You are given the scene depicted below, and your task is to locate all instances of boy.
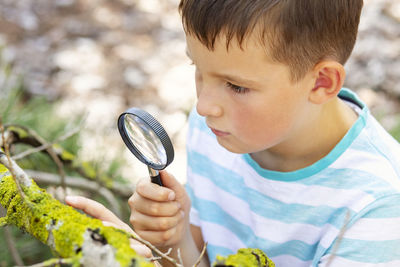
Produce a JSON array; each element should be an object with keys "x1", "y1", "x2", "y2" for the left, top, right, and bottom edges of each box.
[{"x1": 67, "y1": 0, "x2": 400, "y2": 266}]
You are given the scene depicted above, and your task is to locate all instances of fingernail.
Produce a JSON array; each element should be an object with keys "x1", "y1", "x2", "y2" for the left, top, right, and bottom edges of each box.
[
  {"x1": 168, "y1": 192, "x2": 175, "y2": 201},
  {"x1": 65, "y1": 196, "x2": 77, "y2": 204},
  {"x1": 102, "y1": 221, "x2": 112, "y2": 227},
  {"x1": 180, "y1": 210, "x2": 185, "y2": 218}
]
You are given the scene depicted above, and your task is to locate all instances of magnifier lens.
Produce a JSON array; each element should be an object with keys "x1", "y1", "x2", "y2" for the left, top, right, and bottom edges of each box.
[{"x1": 123, "y1": 114, "x2": 167, "y2": 167}]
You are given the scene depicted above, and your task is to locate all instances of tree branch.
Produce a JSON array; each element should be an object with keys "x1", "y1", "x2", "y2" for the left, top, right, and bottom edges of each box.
[
  {"x1": 26, "y1": 169, "x2": 123, "y2": 218},
  {"x1": 16, "y1": 257, "x2": 76, "y2": 267},
  {"x1": 0, "y1": 163, "x2": 154, "y2": 267},
  {"x1": 11, "y1": 125, "x2": 81, "y2": 162},
  {"x1": 0, "y1": 120, "x2": 29, "y2": 199},
  {"x1": 193, "y1": 242, "x2": 208, "y2": 267}
]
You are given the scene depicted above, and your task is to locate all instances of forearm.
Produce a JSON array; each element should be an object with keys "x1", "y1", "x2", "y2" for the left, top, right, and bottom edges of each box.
[{"x1": 158, "y1": 228, "x2": 209, "y2": 267}]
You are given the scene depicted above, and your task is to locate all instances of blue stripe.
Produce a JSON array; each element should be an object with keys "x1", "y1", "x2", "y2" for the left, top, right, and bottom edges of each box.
[
  {"x1": 359, "y1": 194, "x2": 400, "y2": 218},
  {"x1": 326, "y1": 238, "x2": 400, "y2": 263},
  {"x1": 299, "y1": 168, "x2": 398, "y2": 197},
  {"x1": 188, "y1": 109, "x2": 208, "y2": 132},
  {"x1": 207, "y1": 244, "x2": 235, "y2": 264},
  {"x1": 186, "y1": 186, "x2": 320, "y2": 262},
  {"x1": 188, "y1": 150, "x2": 355, "y2": 228}
]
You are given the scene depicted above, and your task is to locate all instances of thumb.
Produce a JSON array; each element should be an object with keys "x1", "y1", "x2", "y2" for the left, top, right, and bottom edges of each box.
[{"x1": 160, "y1": 171, "x2": 187, "y2": 203}]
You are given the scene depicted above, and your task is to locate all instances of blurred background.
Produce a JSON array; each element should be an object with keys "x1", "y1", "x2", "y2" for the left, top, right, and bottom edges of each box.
[{"x1": 0, "y1": 0, "x2": 399, "y2": 265}]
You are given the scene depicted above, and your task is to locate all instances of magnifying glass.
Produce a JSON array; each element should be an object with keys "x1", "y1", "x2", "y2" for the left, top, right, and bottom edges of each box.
[{"x1": 117, "y1": 108, "x2": 174, "y2": 186}]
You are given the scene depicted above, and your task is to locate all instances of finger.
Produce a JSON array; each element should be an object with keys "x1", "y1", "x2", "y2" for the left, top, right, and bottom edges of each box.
[
  {"x1": 101, "y1": 222, "x2": 152, "y2": 258},
  {"x1": 66, "y1": 196, "x2": 121, "y2": 225},
  {"x1": 129, "y1": 239, "x2": 152, "y2": 258},
  {"x1": 102, "y1": 221, "x2": 134, "y2": 234},
  {"x1": 160, "y1": 171, "x2": 187, "y2": 204},
  {"x1": 135, "y1": 178, "x2": 176, "y2": 202},
  {"x1": 129, "y1": 193, "x2": 181, "y2": 216},
  {"x1": 130, "y1": 210, "x2": 184, "y2": 231},
  {"x1": 135, "y1": 228, "x2": 177, "y2": 247}
]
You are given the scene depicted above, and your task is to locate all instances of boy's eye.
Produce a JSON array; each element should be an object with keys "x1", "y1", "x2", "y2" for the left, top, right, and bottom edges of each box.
[{"x1": 226, "y1": 82, "x2": 249, "y2": 94}]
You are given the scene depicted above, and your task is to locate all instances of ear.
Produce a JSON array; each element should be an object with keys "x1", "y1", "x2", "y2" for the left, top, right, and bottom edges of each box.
[{"x1": 308, "y1": 60, "x2": 346, "y2": 104}]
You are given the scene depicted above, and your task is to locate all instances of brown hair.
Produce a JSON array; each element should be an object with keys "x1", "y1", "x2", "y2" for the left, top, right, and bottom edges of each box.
[{"x1": 179, "y1": 0, "x2": 363, "y2": 81}]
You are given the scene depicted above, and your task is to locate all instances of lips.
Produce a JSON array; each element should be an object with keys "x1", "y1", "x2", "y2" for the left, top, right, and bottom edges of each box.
[{"x1": 210, "y1": 127, "x2": 230, "y2": 137}]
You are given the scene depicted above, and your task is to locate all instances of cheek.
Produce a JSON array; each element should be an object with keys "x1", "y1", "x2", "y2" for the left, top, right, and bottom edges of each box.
[
  {"x1": 231, "y1": 103, "x2": 295, "y2": 144},
  {"x1": 194, "y1": 69, "x2": 202, "y2": 97}
]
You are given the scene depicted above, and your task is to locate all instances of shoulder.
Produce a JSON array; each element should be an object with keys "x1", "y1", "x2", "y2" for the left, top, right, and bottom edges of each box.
[
  {"x1": 318, "y1": 193, "x2": 400, "y2": 266},
  {"x1": 333, "y1": 89, "x2": 400, "y2": 194}
]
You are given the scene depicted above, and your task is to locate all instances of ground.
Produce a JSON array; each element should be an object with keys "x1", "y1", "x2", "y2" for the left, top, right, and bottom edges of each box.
[{"x1": 0, "y1": 0, "x2": 399, "y2": 183}]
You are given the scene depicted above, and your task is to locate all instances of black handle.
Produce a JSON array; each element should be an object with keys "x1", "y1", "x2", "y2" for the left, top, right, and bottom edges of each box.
[{"x1": 151, "y1": 173, "x2": 163, "y2": 186}]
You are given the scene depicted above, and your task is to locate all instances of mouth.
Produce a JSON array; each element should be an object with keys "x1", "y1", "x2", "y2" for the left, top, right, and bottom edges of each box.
[{"x1": 210, "y1": 127, "x2": 230, "y2": 137}]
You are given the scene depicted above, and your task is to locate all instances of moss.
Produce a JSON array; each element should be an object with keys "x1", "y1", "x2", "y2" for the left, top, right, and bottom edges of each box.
[
  {"x1": 100, "y1": 227, "x2": 153, "y2": 267},
  {"x1": 6, "y1": 125, "x2": 28, "y2": 139},
  {"x1": 0, "y1": 163, "x2": 154, "y2": 267},
  {"x1": 52, "y1": 144, "x2": 75, "y2": 161},
  {"x1": 80, "y1": 161, "x2": 97, "y2": 179},
  {"x1": 213, "y1": 248, "x2": 275, "y2": 267},
  {"x1": 0, "y1": 161, "x2": 8, "y2": 174}
]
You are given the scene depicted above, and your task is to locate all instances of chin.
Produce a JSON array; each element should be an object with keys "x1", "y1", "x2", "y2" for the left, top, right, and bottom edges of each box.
[{"x1": 216, "y1": 138, "x2": 250, "y2": 154}]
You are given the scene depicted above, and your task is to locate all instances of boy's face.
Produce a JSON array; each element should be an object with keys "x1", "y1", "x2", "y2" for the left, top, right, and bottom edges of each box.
[{"x1": 186, "y1": 34, "x2": 316, "y2": 155}]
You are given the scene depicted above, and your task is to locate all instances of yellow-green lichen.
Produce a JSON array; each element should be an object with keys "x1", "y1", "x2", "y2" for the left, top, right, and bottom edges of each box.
[
  {"x1": 6, "y1": 126, "x2": 29, "y2": 139},
  {"x1": 0, "y1": 163, "x2": 154, "y2": 267},
  {"x1": 80, "y1": 161, "x2": 97, "y2": 179},
  {"x1": 100, "y1": 227, "x2": 153, "y2": 267},
  {"x1": 214, "y1": 248, "x2": 275, "y2": 267},
  {"x1": 52, "y1": 144, "x2": 75, "y2": 161},
  {"x1": 0, "y1": 163, "x2": 8, "y2": 175}
]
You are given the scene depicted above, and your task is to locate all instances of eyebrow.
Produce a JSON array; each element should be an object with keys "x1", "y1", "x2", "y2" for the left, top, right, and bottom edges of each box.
[
  {"x1": 185, "y1": 48, "x2": 259, "y2": 87},
  {"x1": 212, "y1": 72, "x2": 259, "y2": 87}
]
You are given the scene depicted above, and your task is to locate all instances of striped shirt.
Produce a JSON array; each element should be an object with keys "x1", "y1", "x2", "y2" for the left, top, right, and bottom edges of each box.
[{"x1": 185, "y1": 88, "x2": 400, "y2": 266}]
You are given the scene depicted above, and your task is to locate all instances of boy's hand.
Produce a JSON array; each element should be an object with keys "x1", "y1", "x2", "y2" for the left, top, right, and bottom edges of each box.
[
  {"x1": 128, "y1": 171, "x2": 191, "y2": 248},
  {"x1": 65, "y1": 195, "x2": 152, "y2": 258}
]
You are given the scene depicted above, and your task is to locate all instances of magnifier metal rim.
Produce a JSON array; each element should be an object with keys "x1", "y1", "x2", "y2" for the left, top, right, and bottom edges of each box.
[{"x1": 117, "y1": 107, "x2": 174, "y2": 170}]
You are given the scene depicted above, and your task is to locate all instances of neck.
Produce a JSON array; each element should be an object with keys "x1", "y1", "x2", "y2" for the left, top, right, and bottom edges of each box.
[{"x1": 251, "y1": 97, "x2": 358, "y2": 172}]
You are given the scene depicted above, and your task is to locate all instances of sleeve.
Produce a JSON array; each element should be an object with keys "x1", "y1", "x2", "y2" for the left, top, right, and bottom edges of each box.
[{"x1": 318, "y1": 194, "x2": 400, "y2": 267}]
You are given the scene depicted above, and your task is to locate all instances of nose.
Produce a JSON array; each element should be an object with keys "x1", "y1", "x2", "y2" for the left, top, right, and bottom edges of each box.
[{"x1": 196, "y1": 82, "x2": 223, "y2": 118}]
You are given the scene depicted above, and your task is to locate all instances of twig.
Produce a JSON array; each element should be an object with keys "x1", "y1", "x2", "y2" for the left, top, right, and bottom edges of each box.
[
  {"x1": 129, "y1": 233, "x2": 183, "y2": 267},
  {"x1": 11, "y1": 125, "x2": 81, "y2": 199},
  {"x1": 11, "y1": 126, "x2": 80, "y2": 161},
  {"x1": 15, "y1": 257, "x2": 75, "y2": 267},
  {"x1": 0, "y1": 119, "x2": 27, "y2": 200},
  {"x1": 177, "y1": 248, "x2": 184, "y2": 266},
  {"x1": 149, "y1": 256, "x2": 162, "y2": 262},
  {"x1": 25, "y1": 169, "x2": 123, "y2": 218},
  {"x1": 25, "y1": 169, "x2": 133, "y2": 198},
  {"x1": 326, "y1": 211, "x2": 351, "y2": 267},
  {"x1": 165, "y1": 247, "x2": 173, "y2": 256},
  {"x1": 1, "y1": 206, "x2": 24, "y2": 266},
  {"x1": 3, "y1": 226, "x2": 24, "y2": 266},
  {"x1": 193, "y1": 242, "x2": 208, "y2": 267}
]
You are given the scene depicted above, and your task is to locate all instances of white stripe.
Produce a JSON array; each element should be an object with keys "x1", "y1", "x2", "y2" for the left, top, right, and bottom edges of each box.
[
  {"x1": 320, "y1": 255, "x2": 400, "y2": 267},
  {"x1": 190, "y1": 128, "x2": 377, "y2": 211},
  {"x1": 235, "y1": 158, "x2": 376, "y2": 212},
  {"x1": 317, "y1": 224, "x2": 341, "y2": 250},
  {"x1": 201, "y1": 221, "x2": 246, "y2": 252},
  {"x1": 189, "y1": 208, "x2": 200, "y2": 226},
  {"x1": 332, "y1": 147, "x2": 400, "y2": 191},
  {"x1": 188, "y1": 170, "x2": 340, "y2": 246},
  {"x1": 343, "y1": 217, "x2": 400, "y2": 241},
  {"x1": 270, "y1": 254, "x2": 312, "y2": 267}
]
